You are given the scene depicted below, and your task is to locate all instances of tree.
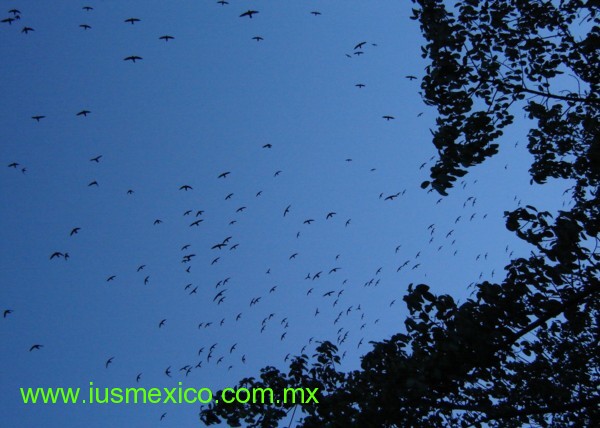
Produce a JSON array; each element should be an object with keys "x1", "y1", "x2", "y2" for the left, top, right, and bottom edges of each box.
[{"x1": 200, "y1": 1, "x2": 599, "y2": 426}]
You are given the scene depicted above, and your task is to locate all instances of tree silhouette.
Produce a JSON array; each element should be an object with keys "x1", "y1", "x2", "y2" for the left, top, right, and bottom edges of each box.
[{"x1": 200, "y1": 1, "x2": 599, "y2": 426}]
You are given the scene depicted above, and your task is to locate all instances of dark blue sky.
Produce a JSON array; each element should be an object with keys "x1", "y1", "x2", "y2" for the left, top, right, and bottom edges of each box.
[{"x1": 1, "y1": 1, "x2": 568, "y2": 427}]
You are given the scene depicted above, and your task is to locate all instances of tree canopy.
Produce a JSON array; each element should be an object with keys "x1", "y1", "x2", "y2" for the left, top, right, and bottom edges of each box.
[{"x1": 200, "y1": 1, "x2": 599, "y2": 426}]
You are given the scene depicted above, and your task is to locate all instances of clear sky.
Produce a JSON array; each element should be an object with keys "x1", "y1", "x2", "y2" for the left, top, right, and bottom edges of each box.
[{"x1": 1, "y1": 1, "x2": 569, "y2": 427}]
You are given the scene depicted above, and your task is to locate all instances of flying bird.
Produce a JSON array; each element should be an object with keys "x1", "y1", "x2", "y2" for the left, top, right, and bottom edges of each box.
[
  {"x1": 124, "y1": 56, "x2": 142, "y2": 62},
  {"x1": 79, "y1": 24, "x2": 91, "y2": 30},
  {"x1": 355, "y1": 83, "x2": 365, "y2": 88},
  {"x1": 218, "y1": 171, "x2": 230, "y2": 178},
  {"x1": 354, "y1": 41, "x2": 366, "y2": 50},
  {"x1": 29, "y1": 344, "x2": 43, "y2": 351},
  {"x1": 159, "y1": 35, "x2": 174, "y2": 41},
  {"x1": 105, "y1": 357, "x2": 114, "y2": 368},
  {"x1": 21, "y1": 26, "x2": 34, "y2": 34},
  {"x1": 252, "y1": 36, "x2": 263, "y2": 41},
  {"x1": 4, "y1": 309, "x2": 13, "y2": 318},
  {"x1": 179, "y1": 185, "x2": 192, "y2": 191},
  {"x1": 240, "y1": 10, "x2": 259, "y2": 18},
  {"x1": 76, "y1": 110, "x2": 91, "y2": 117},
  {"x1": 124, "y1": 18, "x2": 140, "y2": 24},
  {"x1": 31, "y1": 115, "x2": 45, "y2": 122},
  {"x1": 405, "y1": 75, "x2": 417, "y2": 80},
  {"x1": 90, "y1": 155, "x2": 102, "y2": 163},
  {"x1": 70, "y1": 227, "x2": 81, "y2": 236},
  {"x1": 382, "y1": 115, "x2": 395, "y2": 121}
]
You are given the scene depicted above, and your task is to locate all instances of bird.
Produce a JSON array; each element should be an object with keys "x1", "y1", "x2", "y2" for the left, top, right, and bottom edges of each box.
[
  {"x1": 179, "y1": 185, "x2": 193, "y2": 191},
  {"x1": 283, "y1": 205, "x2": 291, "y2": 216},
  {"x1": 355, "y1": 83, "x2": 365, "y2": 88},
  {"x1": 106, "y1": 275, "x2": 116, "y2": 282},
  {"x1": 21, "y1": 26, "x2": 34, "y2": 34},
  {"x1": 105, "y1": 357, "x2": 114, "y2": 368},
  {"x1": 124, "y1": 56, "x2": 142, "y2": 62},
  {"x1": 153, "y1": 219, "x2": 162, "y2": 225},
  {"x1": 406, "y1": 75, "x2": 417, "y2": 80},
  {"x1": 76, "y1": 110, "x2": 91, "y2": 117},
  {"x1": 4, "y1": 309, "x2": 13, "y2": 318},
  {"x1": 160, "y1": 413, "x2": 167, "y2": 421},
  {"x1": 382, "y1": 115, "x2": 395, "y2": 120},
  {"x1": 262, "y1": 144, "x2": 272, "y2": 149},
  {"x1": 90, "y1": 155, "x2": 102, "y2": 163},
  {"x1": 165, "y1": 366, "x2": 172, "y2": 377},
  {"x1": 136, "y1": 373, "x2": 142, "y2": 382},
  {"x1": 124, "y1": 18, "x2": 141, "y2": 24},
  {"x1": 354, "y1": 41, "x2": 367, "y2": 50},
  {"x1": 218, "y1": 171, "x2": 230, "y2": 178},
  {"x1": 159, "y1": 319, "x2": 166, "y2": 328},
  {"x1": 240, "y1": 10, "x2": 259, "y2": 18},
  {"x1": 50, "y1": 252, "x2": 64, "y2": 260},
  {"x1": 303, "y1": 219, "x2": 315, "y2": 224},
  {"x1": 159, "y1": 35, "x2": 174, "y2": 42},
  {"x1": 79, "y1": 24, "x2": 91, "y2": 30},
  {"x1": 29, "y1": 344, "x2": 43, "y2": 351},
  {"x1": 70, "y1": 227, "x2": 81, "y2": 236},
  {"x1": 252, "y1": 36, "x2": 263, "y2": 41},
  {"x1": 88, "y1": 180, "x2": 99, "y2": 187},
  {"x1": 31, "y1": 115, "x2": 45, "y2": 122},
  {"x1": 326, "y1": 212, "x2": 336, "y2": 219},
  {"x1": 82, "y1": 6, "x2": 93, "y2": 11}
]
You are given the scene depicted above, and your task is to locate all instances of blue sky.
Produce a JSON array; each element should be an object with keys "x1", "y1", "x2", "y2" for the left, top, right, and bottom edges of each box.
[{"x1": 0, "y1": 1, "x2": 570, "y2": 427}]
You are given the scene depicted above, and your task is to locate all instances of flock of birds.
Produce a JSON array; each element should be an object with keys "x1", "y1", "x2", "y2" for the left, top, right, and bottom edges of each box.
[{"x1": 1, "y1": 2, "x2": 527, "y2": 425}]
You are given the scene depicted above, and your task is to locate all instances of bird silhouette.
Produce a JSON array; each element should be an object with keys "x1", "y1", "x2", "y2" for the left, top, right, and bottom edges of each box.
[
  {"x1": 76, "y1": 110, "x2": 91, "y2": 117},
  {"x1": 79, "y1": 24, "x2": 91, "y2": 30},
  {"x1": 105, "y1": 357, "x2": 114, "y2": 368},
  {"x1": 31, "y1": 115, "x2": 45, "y2": 122},
  {"x1": 240, "y1": 10, "x2": 259, "y2": 18},
  {"x1": 124, "y1": 18, "x2": 140, "y2": 24},
  {"x1": 159, "y1": 35, "x2": 174, "y2": 42},
  {"x1": 124, "y1": 56, "x2": 142, "y2": 62},
  {"x1": 29, "y1": 344, "x2": 43, "y2": 351}
]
